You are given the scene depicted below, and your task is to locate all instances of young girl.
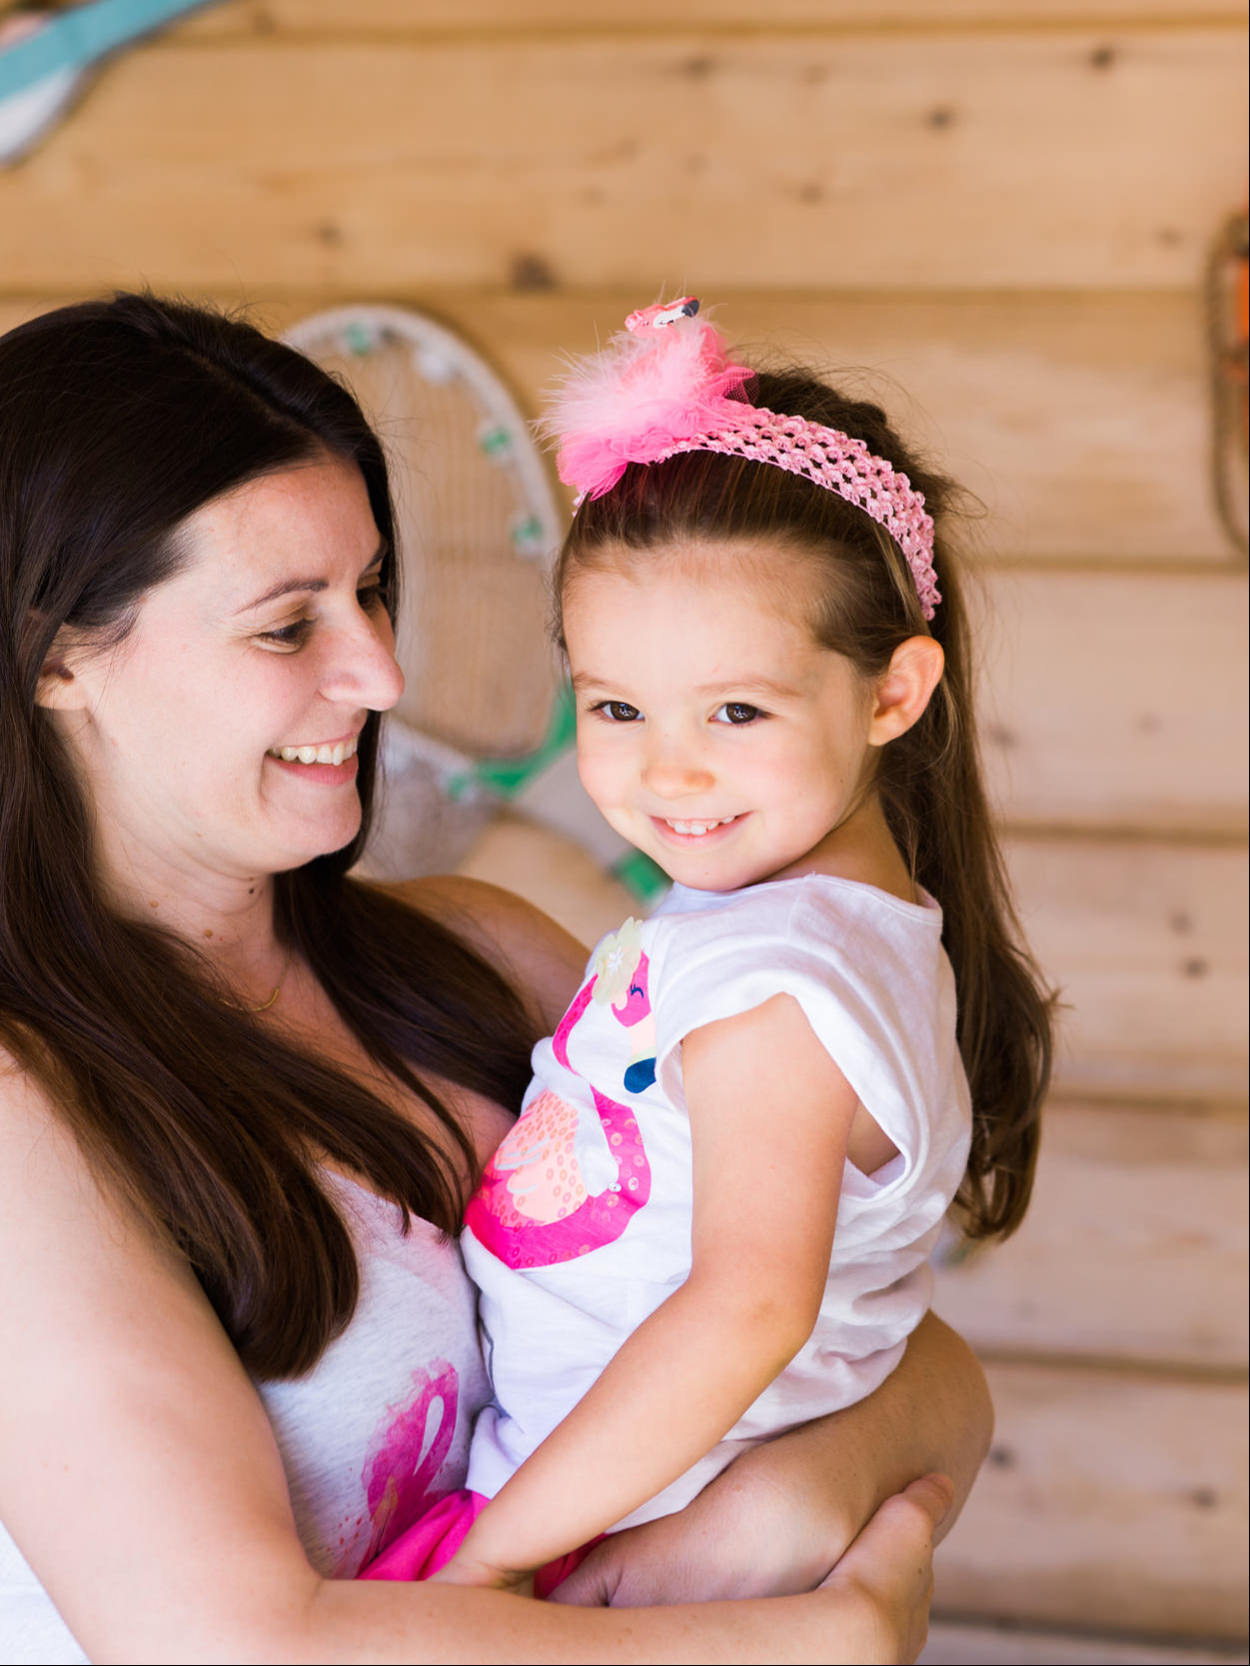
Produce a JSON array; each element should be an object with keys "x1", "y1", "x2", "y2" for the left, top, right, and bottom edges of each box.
[{"x1": 364, "y1": 299, "x2": 1053, "y2": 1596}]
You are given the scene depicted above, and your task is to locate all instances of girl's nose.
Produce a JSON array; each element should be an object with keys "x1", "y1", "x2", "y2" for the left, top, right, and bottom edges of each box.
[
  {"x1": 642, "y1": 745, "x2": 715, "y2": 800},
  {"x1": 319, "y1": 608, "x2": 405, "y2": 713}
]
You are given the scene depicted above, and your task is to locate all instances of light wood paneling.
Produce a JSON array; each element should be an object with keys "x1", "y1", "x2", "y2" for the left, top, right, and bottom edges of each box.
[
  {"x1": 923, "y1": 1620, "x2": 1249, "y2": 1664},
  {"x1": 934, "y1": 1102, "x2": 1249, "y2": 1370},
  {"x1": 934, "y1": 1363, "x2": 1249, "y2": 1638},
  {"x1": 1010, "y1": 836, "x2": 1247, "y2": 1101},
  {"x1": 0, "y1": 290, "x2": 1236, "y2": 567},
  {"x1": 0, "y1": 31, "x2": 1243, "y2": 292},
  {"x1": 181, "y1": 2, "x2": 1250, "y2": 35},
  {"x1": 975, "y1": 570, "x2": 1249, "y2": 834}
]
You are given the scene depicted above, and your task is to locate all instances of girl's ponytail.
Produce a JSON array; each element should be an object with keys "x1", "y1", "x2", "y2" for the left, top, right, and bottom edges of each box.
[{"x1": 883, "y1": 554, "x2": 1054, "y2": 1238}]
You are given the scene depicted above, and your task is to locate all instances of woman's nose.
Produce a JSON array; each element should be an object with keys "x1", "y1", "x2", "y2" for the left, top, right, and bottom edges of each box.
[{"x1": 319, "y1": 608, "x2": 405, "y2": 713}]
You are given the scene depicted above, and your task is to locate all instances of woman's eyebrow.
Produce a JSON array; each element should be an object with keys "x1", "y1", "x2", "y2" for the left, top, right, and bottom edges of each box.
[{"x1": 235, "y1": 542, "x2": 388, "y2": 614}]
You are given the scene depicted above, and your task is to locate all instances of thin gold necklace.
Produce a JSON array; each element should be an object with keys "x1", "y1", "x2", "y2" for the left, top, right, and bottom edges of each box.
[{"x1": 225, "y1": 946, "x2": 293, "y2": 1015}]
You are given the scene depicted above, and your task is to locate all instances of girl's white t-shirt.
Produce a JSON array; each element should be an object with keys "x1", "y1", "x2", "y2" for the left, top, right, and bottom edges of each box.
[
  {"x1": 463, "y1": 873, "x2": 972, "y2": 1529},
  {"x1": 0, "y1": 1174, "x2": 491, "y2": 1665}
]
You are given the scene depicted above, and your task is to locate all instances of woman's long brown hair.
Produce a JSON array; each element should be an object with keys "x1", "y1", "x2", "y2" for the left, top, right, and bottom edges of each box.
[
  {"x1": 0, "y1": 294, "x2": 537, "y2": 1378},
  {"x1": 557, "y1": 368, "x2": 1056, "y2": 1240}
]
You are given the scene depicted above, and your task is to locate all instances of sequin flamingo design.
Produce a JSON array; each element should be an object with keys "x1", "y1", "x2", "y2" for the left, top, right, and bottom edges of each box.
[{"x1": 465, "y1": 924, "x2": 654, "y2": 1268}]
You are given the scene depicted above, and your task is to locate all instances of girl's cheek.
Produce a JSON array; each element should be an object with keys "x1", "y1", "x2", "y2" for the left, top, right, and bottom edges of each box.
[{"x1": 576, "y1": 745, "x2": 617, "y2": 804}]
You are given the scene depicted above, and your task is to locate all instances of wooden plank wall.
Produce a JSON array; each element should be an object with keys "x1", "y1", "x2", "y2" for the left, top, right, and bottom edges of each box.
[{"x1": 2, "y1": 3, "x2": 1246, "y2": 1659}]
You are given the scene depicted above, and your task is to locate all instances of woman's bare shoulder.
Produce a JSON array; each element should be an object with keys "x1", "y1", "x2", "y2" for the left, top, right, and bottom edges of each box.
[
  {"x1": 0, "y1": 1039, "x2": 190, "y2": 1296},
  {"x1": 0, "y1": 1043, "x2": 318, "y2": 1661},
  {"x1": 376, "y1": 875, "x2": 588, "y2": 1031}
]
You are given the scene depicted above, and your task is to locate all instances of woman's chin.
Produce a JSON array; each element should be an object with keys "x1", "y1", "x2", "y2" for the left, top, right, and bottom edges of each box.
[{"x1": 263, "y1": 810, "x2": 364, "y2": 873}]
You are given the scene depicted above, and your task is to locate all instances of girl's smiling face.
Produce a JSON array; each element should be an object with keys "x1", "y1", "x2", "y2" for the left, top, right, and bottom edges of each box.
[
  {"x1": 43, "y1": 455, "x2": 405, "y2": 895},
  {"x1": 562, "y1": 538, "x2": 883, "y2": 893}
]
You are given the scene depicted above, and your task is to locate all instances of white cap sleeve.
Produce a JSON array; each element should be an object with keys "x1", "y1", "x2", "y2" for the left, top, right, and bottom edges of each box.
[{"x1": 651, "y1": 880, "x2": 954, "y2": 1186}]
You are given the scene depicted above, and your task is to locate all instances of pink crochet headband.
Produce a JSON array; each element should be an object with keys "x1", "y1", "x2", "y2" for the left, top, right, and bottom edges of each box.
[{"x1": 545, "y1": 298, "x2": 940, "y2": 621}]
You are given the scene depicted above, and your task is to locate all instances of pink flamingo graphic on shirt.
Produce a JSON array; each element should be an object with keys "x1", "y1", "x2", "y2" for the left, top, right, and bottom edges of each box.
[
  {"x1": 355, "y1": 1360, "x2": 459, "y2": 1569},
  {"x1": 465, "y1": 921, "x2": 655, "y2": 1269}
]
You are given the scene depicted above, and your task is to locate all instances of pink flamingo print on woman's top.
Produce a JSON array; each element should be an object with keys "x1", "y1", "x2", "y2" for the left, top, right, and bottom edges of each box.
[{"x1": 356, "y1": 1361, "x2": 459, "y2": 1570}]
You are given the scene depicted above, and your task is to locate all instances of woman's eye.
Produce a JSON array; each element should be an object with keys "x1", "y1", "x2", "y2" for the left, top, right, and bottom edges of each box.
[
  {"x1": 258, "y1": 618, "x2": 312, "y2": 650},
  {"x1": 358, "y1": 581, "x2": 387, "y2": 613},
  {"x1": 713, "y1": 702, "x2": 762, "y2": 725},
  {"x1": 598, "y1": 701, "x2": 642, "y2": 723}
]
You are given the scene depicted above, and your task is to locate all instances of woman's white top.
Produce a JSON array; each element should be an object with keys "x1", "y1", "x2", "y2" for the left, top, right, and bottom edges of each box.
[
  {"x1": 0, "y1": 1174, "x2": 491, "y2": 1665},
  {"x1": 464, "y1": 874, "x2": 972, "y2": 1529}
]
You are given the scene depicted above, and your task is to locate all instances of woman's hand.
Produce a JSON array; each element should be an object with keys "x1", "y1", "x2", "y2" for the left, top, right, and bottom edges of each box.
[
  {"x1": 547, "y1": 1456, "x2": 826, "y2": 1606},
  {"x1": 554, "y1": 1472, "x2": 952, "y2": 1664},
  {"x1": 551, "y1": 1313, "x2": 990, "y2": 1607},
  {"x1": 815, "y1": 1473, "x2": 953, "y2": 1665}
]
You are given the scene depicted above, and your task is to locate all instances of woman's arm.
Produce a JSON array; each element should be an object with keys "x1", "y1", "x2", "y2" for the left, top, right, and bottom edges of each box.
[
  {"x1": 440, "y1": 993, "x2": 856, "y2": 1586},
  {"x1": 380, "y1": 874, "x2": 588, "y2": 1033},
  {"x1": 552, "y1": 1311, "x2": 992, "y2": 1607},
  {"x1": 0, "y1": 1062, "x2": 942, "y2": 1665}
]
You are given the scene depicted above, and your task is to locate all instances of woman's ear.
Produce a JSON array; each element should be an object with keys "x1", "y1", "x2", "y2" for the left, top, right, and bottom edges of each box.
[
  {"x1": 867, "y1": 635, "x2": 945, "y2": 747},
  {"x1": 33, "y1": 627, "x2": 91, "y2": 712}
]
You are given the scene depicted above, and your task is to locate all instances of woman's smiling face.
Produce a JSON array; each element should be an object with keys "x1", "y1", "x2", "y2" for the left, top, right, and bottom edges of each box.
[{"x1": 46, "y1": 454, "x2": 405, "y2": 892}]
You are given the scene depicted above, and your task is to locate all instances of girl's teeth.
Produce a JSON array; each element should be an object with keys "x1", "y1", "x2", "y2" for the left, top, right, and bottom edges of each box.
[{"x1": 668, "y1": 817, "x2": 734, "y2": 836}]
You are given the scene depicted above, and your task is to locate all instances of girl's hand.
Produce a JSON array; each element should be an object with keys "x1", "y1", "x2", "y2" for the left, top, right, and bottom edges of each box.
[{"x1": 428, "y1": 1555, "x2": 535, "y2": 1596}]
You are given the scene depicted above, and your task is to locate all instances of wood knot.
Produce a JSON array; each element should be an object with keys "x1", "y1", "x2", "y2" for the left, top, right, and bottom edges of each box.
[{"x1": 509, "y1": 252, "x2": 557, "y2": 292}]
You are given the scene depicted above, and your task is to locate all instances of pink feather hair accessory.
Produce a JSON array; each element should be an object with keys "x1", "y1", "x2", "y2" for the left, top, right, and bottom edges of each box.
[{"x1": 544, "y1": 298, "x2": 941, "y2": 621}]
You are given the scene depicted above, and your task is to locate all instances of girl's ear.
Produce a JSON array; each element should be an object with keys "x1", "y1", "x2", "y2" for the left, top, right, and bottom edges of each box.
[
  {"x1": 33, "y1": 627, "x2": 91, "y2": 712},
  {"x1": 867, "y1": 635, "x2": 945, "y2": 747}
]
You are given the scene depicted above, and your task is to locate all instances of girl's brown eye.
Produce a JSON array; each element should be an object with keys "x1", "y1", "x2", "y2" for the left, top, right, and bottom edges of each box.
[
  {"x1": 714, "y1": 702, "x2": 762, "y2": 725},
  {"x1": 604, "y1": 701, "x2": 642, "y2": 722}
]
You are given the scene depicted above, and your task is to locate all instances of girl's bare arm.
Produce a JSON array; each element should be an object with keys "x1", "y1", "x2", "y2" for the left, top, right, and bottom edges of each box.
[{"x1": 553, "y1": 1311, "x2": 991, "y2": 1606}]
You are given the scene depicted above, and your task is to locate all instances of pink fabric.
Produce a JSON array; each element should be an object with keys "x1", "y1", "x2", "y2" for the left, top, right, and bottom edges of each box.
[{"x1": 356, "y1": 1488, "x2": 597, "y2": 1597}]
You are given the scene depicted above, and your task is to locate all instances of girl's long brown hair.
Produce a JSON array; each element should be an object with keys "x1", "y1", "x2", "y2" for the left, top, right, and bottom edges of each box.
[
  {"x1": 0, "y1": 294, "x2": 536, "y2": 1378},
  {"x1": 557, "y1": 368, "x2": 1055, "y2": 1240}
]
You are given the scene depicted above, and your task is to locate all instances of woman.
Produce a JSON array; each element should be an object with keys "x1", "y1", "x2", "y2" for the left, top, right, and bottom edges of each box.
[{"x1": 0, "y1": 293, "x2": 990, "y2": 1663}]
